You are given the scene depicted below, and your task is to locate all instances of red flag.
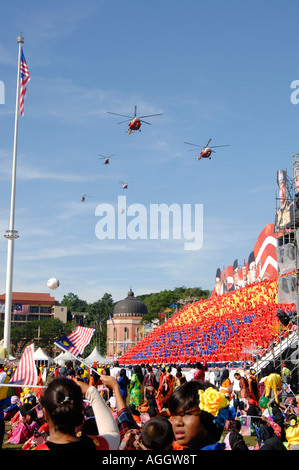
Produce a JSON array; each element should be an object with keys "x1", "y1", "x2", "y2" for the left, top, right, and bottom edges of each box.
[{"x1": 10, "y1": 343, "x2": 37, "y2": 386}]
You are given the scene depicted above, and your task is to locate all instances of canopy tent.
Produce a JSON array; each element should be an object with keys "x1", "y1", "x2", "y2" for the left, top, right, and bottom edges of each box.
[
  {"x1": 54, "y1": 350, "x2": 75, "y2": 365},
  {"x1": 33, "y1": 347, "x2": 53, "y2": 365},
  {"x1": 84, "y1": 347, "x2": 113, "y2": 366}
]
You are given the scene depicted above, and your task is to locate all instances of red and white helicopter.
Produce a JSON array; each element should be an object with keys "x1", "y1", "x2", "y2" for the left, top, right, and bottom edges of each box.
[
  {"x1": 184, "y1": 138, "x2": 230, "y2": 160},
  {"x1": 119, "y1": 181, "x2": 132, "y2": 189},
  {"x1": 98, "y1": 153, "x2": 115, "y2": 165},
  {"x1": 81, "y1": 194, "x2": 91, "y2": 202},
  {"x1": 108, "y1": 105, "x2": 163, "y2": 134}
]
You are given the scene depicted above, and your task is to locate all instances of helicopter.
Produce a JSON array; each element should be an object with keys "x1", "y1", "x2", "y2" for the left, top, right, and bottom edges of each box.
[
  {"x1": 98, "y1": 154, "x2": 115, "y2": 165},
  {"x1": 184, "y1": 138, "x2": 230, "y2": 160},
  {"x1": 81, "y1": 194, "x2": 91, "y2": 202},
  {"x1": 119, "y1": 181, "x2": 132, "y2": 189},
  {"x1": 108, "y1": 105, "x2": 163, "y2": 134}
]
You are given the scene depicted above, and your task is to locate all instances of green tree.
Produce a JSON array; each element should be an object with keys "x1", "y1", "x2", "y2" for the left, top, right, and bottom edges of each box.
[
  {"x1": 137, "y1": 286, "x2": 210, "y2": 323},
  {"x1": 61, "y1": 292, "x2": 88, "y2": 315},
  {"x1": 87, "y1": 293, "x2": 114, "y2": 356},
  {"x1": 10, "y1": 318, "x2": 68, "y2": 357},
  {"x1": 36, "y1": 318, "x2": 69, "y2": 356}
]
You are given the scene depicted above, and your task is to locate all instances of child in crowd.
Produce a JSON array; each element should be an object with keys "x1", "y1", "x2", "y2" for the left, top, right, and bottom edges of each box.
[{"x1": 168, "y1": 380, "x2": 235, "y2": 451}]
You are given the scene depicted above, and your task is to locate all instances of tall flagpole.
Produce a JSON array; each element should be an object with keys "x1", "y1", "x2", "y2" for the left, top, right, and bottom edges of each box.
[{"x1": 3, "y1": 35, "x2": 24, "y2": 355}]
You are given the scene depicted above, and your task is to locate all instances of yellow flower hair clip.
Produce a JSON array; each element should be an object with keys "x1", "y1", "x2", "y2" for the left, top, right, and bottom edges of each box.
[
  {"x1": 198, "y1": 387, "x2": 234, "y2": 427},
  {"x1": 198, "y1": 387, "x2": 229, "y2": 416}
]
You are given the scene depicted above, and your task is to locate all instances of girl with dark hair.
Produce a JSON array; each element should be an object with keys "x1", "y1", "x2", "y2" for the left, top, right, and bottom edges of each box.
[
  {"x1": 219, "y1": 369, "x2": 233, "y2": 401},
  {"x1": 117, "y1": 369, "x2": 130, "y2": 400},
  {"x1": 33, "y1": 377, "x2": 120, "y2": 450},
  {"x1": 168, "y1": 380, "x2": 235, "y2": 450},
  {"x1": 129, "y1": 365, "x2": 144, "y2": 407},
  {"x1": 5, "y1": 403, "x2": 39, "y2": 445}
]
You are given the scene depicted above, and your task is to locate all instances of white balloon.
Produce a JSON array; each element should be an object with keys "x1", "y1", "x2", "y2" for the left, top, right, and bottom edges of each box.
[{"x1": 47, "y1": 278, "x2": 60, "y2": 290}]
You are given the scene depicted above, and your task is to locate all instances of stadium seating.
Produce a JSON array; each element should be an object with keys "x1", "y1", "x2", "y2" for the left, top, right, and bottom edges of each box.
[{"x1": 119, "y1": 279, "x2": 296, "y2": 365}]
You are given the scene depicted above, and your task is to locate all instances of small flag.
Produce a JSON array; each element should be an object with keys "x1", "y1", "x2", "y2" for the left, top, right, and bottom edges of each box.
[
  {"x1": 99, "y1": 321, "x2": 103, "y2": 333},
  {"x1": 20, "y1": 47, "x2": 30, "y2": 116},
  {"x1": 239, "y1": 415, "x2": 251, "y2": 436},
  {"x1": 13, "y1": 304, "x2": 30, "y2": 314},
  {"x1": 13, "y1": 303, "x2": 22, "y2": 312},
  {"x1": 10, "y1": 343, "x2": 38, "y2": 386},
  {"x1": 33, "y1": 429, "x2": 45, "y2": 447},
  {"x1": 55, "y1": 326, "x2": 95, "y2": 357},
  {"x1": 109, "y1": 315, "x2": 115, "y2": 327}
]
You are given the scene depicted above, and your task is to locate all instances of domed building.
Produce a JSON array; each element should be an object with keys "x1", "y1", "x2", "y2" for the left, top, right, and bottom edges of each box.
[{"x1": 107, "y1": 289, "x2": 148, "y2": 357}]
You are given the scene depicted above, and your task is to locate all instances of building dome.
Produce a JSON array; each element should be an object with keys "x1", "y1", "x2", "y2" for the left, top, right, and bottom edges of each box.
[{"x1": 113, "y1": 289, "x2": 148, "y2": 317}]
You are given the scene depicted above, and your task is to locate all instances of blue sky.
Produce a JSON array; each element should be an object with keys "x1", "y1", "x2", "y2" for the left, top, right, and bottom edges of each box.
[{"x1": 0, "y1": 0, "x2": 298, "y2": 304}]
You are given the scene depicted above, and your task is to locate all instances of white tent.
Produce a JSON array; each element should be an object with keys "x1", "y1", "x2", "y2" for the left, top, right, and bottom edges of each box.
[
  {"x1": 33, "y1": 347, "x2": 53, "y2": 364},
  {"x1": 54, "y1": 350, "x2": 74, "y2": 365},
  {"x1": 84, "y1": 347, "x2": 113, "y2": 366}
]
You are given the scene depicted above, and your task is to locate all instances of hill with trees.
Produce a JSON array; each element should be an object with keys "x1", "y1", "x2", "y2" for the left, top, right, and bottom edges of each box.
[{"x1": 1, "y1": 286, "x2": 210, "y2": 357}]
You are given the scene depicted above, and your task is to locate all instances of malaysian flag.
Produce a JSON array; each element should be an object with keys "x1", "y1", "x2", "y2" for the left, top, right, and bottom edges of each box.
[
  {"x1": 239, "y1": 415, "x2": 252, "y2": 436},
  {"x1": 19, "y1": 47, "x2": 30, "y2": 116},
  {"x1": 13, "y1": 304, "x2": 30, "y2": 314},
  {"x1": 10, "y1": 343, "x2": 38, "y2": 386},
  {"x1": 55, "y1": 326, "x2": 95, "y2": 357}
]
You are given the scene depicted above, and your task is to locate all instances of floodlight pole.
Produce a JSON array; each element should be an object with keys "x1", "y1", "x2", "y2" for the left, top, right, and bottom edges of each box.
[{"x1": 3, "y1": 35, "x2": 23, "y2": 355}]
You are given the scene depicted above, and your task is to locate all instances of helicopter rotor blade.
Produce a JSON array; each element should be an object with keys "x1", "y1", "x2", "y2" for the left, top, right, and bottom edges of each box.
[
  {"x1": 107, "y1": 111, "x2": 132, "y2": 119},
  {"x1": 118, "y1": 119, "x2": 132, "y2": 124},
  {"x1": 139, "y1": 113, "x2": 163, "y2": 119},
  {"x1": 210, "y1": 145, "x2": 230, "y2": 148},
  {"x1": 184, "y1": 142, "x2": 203, "y2": 147},
  {"x1": 140, "y1": 119, "x2": 152, "y2": 125},
  {"x1": 184, "y1": 142, "x2": 205, "y2": 149},
  {"x1": 98, "y1": 154, "x2": 115, "y2": 159}
]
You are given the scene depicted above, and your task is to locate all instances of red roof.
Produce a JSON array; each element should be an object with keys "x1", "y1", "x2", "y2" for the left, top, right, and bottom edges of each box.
[{"x1": 0, "y1": 292, "x2": 56, "y2": 305}]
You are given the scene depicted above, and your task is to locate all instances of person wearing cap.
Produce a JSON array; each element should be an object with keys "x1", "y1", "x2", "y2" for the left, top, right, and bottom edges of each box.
[{"x1": 4, "y1": 396, "x2": 20, "y2": 421}]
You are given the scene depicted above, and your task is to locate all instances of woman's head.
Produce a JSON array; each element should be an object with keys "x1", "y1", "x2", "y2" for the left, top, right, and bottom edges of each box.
[
  {"x1": 221, "y1": 369, "x2": 230, "y2": 381},
  {"x1": 119, "y1": 368, "x2": 127, "y2": 378},
  {"x1": 168, "y1": 381, "x2": 228, "y2": 449},
  {"x1": 133, "y1": 365, "x2": 144, "y2": 383},
  {"x1": 42, "y1": 378, "x2": 84, "y2": 435}
]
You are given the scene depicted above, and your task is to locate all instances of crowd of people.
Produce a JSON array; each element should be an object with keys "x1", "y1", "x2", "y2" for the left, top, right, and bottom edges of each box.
[
  {"x1": 119, "y1": 279, "x2": 296, "y2": 365},
  {"x1": 1, "y1": 358, "x2": 298, "y2": 451}
]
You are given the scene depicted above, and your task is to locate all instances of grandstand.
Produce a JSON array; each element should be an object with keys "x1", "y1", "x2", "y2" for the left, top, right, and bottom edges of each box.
[{"x1": 118, "y1": 278, "x2": 297, "y2": 379}]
